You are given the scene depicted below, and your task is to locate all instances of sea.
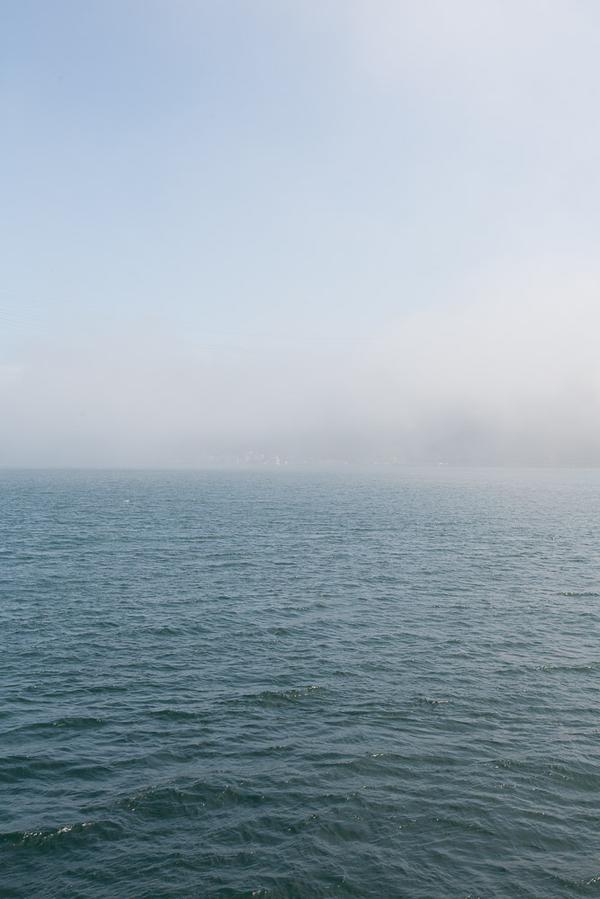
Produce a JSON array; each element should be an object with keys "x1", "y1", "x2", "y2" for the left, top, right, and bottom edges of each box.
[{"x1": 2, "y1": 467, "x2": 600, "y2": 898}]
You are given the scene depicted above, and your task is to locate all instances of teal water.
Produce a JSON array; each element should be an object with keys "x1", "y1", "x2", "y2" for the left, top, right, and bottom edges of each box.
[{"x1": 2, "y1": 468, "x2": 600, "y2": 898}]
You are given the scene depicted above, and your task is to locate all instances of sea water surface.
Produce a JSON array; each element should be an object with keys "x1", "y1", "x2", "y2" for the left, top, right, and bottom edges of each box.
[{"x1": 2, "y1": 467, "x2": 600, "y2": 898}]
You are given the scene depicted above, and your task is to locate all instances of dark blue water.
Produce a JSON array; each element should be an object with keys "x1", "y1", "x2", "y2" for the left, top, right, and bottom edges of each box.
[{"x1": 2, "y1": 468, "x2": 600, "y2": 898}]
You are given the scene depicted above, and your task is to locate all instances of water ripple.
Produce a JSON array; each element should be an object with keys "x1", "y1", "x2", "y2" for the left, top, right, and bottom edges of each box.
[{"x1": 2, "y1": 468, "x2": 600, "y2": 897}]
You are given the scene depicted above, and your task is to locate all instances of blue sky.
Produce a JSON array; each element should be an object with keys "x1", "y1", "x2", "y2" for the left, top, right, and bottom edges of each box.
[{"x1": 2, "y1": 1, "x2": 600, "y2": 465}]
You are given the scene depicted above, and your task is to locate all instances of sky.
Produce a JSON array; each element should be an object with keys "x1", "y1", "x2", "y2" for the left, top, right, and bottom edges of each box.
[{"x1": 2, "y1": 0, "x2": 600, "y2": 466}]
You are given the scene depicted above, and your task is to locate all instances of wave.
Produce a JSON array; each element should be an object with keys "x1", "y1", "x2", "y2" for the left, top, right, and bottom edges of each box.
[
  {"x1": 148, "y1": 708, "x2": 209, "y2": 722},
  {"x1": 121, "y1": 780, "x2": 265, "y2": 818},
  {"x1": 536, "y1": 661, "x2": 600, "y2": 673},
  {"x1": 0, "y1": 755, "x2": 113, "y2": 784},
  {"x1": 227, "y1": 685, "x2": 327, "y2": 708},
  {"x1": 29, "y1": 716, "x2": 106, "y2": 731},
  {"x1": 493, "y1": 758, "x2": 600, "y2": 789},
  {"x1": 0, "y1": 819, "x2": 123, "y2": 849}
]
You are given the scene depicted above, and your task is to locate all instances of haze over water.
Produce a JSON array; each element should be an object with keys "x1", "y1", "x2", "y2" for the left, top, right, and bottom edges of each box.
[
  {"x1": 3, "y1": 1, "x2": 600, "y2": 467},
  {"x1": 3, "y1": 467, "x2": 600, "y2": 898}
]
